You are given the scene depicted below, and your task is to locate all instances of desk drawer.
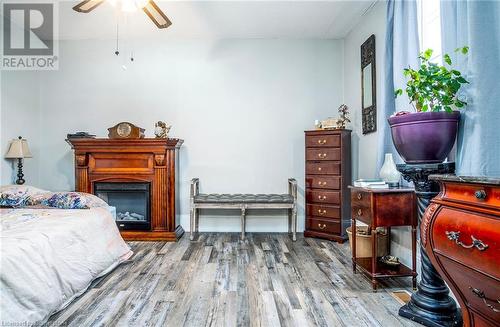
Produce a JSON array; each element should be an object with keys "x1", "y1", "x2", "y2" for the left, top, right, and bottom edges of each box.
[
  {"x1": 351, "y1": 205, "x2": 372, "y2": 224},
  {"x1": 306, "y1": 161, "x2": 341, "y2": 175},
  {"x1": 306, "y1": 148, "x2": 341, "y2": 161},
  {"x1": 436, "y1": 255, "x2": 500, "y2": 323},
  {"x1": 307, "y1": 204, "x2": 340, "y2": 219},
  {"x1": 306, "y1": 190, "x2": 340, "y2": 205},
  {"x1": 306, "y1": 134, "x2": 340, "y2": 148},
  {"x1": 351, "y1": 190, "x2": 372, "y2": 208},
  {"x1": 432, "y1": 207, "x2": 499, "y2": 279},
  {"x1": 306, "y1": 176, "x2": 340, "y2": 190},
  {"x1": 306, "y1": 217, "x2": 341, "y2": 234}
]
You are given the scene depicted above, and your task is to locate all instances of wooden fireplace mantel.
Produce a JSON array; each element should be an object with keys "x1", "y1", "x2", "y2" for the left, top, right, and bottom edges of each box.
[{"x1": 67, "y1": 138, "x2": 184, "y2": 241}]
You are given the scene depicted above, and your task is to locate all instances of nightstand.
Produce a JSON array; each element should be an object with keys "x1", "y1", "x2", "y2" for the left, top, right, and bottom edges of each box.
[{"x1": 349, "y1": 186, "x2": 418, "y2": 291}]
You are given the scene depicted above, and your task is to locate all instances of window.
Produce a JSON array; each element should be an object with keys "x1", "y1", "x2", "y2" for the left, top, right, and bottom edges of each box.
[{"x1": 417, "y1": 0, "x2": 442, "y2": 64}]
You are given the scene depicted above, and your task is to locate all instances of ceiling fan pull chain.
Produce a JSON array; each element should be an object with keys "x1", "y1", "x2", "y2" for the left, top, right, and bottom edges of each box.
[{"x1": 115, "y1": 20, "x2": 120, "y2": 56}]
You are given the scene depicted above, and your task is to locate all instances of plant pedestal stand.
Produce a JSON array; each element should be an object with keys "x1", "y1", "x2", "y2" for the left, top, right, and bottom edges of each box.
[{"x1": 396, "y1": 163, "x2": 463, "y2": 327}]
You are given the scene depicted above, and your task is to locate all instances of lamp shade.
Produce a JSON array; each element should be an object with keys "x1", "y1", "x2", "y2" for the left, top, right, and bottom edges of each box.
[{"x1": 5, "y1": 137, "x2": 32, "y2": 159}]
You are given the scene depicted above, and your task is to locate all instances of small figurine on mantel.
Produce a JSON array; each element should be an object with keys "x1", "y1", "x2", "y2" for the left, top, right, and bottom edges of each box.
[{"x1": 154, "y1": 121, "x2": 171, "y2": 138}]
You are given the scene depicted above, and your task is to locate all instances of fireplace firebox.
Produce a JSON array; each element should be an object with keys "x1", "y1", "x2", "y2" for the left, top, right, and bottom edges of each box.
[{"x1": 95, "y1": 182, "x2": 151, "y2": 231}]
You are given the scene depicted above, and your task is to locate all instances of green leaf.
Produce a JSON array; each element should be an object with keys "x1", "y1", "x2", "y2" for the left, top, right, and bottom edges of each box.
[
  {"x1": 394, "y1": 89, "x2": 403, "y2": 97},
  {"x1": 421, "y1": 104, "x2": 429, "y2": 112},
  {"x1": 444, "y1": 54, "x2": 452, "y2": 65},
  {"x1": 424, "y1": 49, "x2": 433, "y2": 60},
  {"x1": 451, "y1": 70, "x2": 461, "y2": 76},
  {"x1": 457, "y1": 76, "x2": 469, "y2": 84}
]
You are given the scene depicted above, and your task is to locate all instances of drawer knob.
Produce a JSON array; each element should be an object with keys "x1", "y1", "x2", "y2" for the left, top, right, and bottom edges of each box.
[
  {"x1": 357, "y1": 209, "x2": 362, "y2": 216},
  {"x1": 469, "y1": 287, "x2": 500, "y2": 313},
  {"x1": 318, "y1": 209, "x2": 327, "y2": 215},
  {"x1": 318, "y1": 223, "x2": 327, "y2": 230},
  {"x1": 318, "y1": 167, "x2": 322, "y2": 171},
  {"x1": 357, "y1": 193, "x2": 362, "y2": 200},
  {"x1": 475, "y1": 190, "x2": 487, "y2": 200},
  {"x1": 318, "y1": 181, "x2": 327, "y2": 186},
  {"x1": 317, "y1": 139, "x2": 327, "y2": 145},
  {"x1": 317, "y1": 153, "x2": 327, "y2": 159},
  {"x1": 318, "y1": 195, "x2": 327, "y2": 200},
  {"x1": 445, "y1": 231, "x2": 489, "y2": 251}
]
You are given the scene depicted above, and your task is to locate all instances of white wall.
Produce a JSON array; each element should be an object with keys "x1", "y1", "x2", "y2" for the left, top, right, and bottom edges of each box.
[
  {"x1": 343, "y1": 1, "x2": 414, "y2": 268},
  {"x1": 34, "y1": 39, "x2": 344, "y2": 232},
  {"x1": 0, "y1": 72, "x2": 41, "y2": 186}
]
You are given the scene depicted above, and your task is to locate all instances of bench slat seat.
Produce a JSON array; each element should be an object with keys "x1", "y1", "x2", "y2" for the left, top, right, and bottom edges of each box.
[{"x1": 194, "y1": 193, "x2": 294, "y2": 204}]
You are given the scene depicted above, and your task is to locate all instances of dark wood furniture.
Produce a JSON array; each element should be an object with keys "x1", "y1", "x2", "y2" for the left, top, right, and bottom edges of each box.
[
  {"x1": 423, "y1": 175, "x2": 500, "y2": 327},
  {"x1": 66, "y1": 138, "x2": 184, "y2": 241},
  {"x1": 304, "y1": 129, "x2": 351, "y2": 242},
  {"x1": 397, "y1": 163, "x2": 462, "y2": 327},
  {"x1": 350, "y1": 186, "x2": 417, "y2": 291}
]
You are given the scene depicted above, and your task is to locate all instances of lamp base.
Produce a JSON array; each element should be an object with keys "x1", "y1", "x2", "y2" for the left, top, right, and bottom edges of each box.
[{"x1": 16, "y1": 158, "x2": 25, "y2": 185}]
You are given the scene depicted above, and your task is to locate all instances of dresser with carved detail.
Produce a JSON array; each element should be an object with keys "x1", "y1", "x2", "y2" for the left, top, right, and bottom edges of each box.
[
  {"x1": 423, "y1": 175, "x2": 500, "y2": 327},
  {"x1": 304, "y1": 130, "x2": 351, "y2": 242}
]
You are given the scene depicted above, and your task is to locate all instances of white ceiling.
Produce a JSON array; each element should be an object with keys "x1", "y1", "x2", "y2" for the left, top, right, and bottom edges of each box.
[{"x1": 55, "y1": 0, "x2": 378, "y2": 40}]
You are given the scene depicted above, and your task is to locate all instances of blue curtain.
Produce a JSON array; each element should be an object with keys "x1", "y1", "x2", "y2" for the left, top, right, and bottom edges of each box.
[
  {"x1": 377, "y1": 0, "x2": 420, "y2": 170},
  {"x1": 441, "y1": 0, "x2": 500, "y2": 177}
]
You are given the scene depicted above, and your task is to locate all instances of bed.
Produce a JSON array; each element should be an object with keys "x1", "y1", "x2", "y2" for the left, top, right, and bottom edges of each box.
[{"x1": 0, "y1": 187, "x2": 133, "y2": 326}]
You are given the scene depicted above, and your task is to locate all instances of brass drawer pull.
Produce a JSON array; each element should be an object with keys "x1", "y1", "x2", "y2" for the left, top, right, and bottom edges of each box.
[
  {"x1": 317, "y1": 139, "x2": 327, "y2": 145},
  {"x1": 318, "y1": 167, "x2": 322, "y2": 171},
  {"x1": 357, "y1": 209, "x2": 362, "y2": 216},
  {"x1": 445, "y1": 231, "x2": 489, "y2": 251},
  {"x1": 469, "y1": 287, "x2": 500, "y2": 313},
  {"x1": 318, "y1": 195, "x2": 327, "y2": 200},
  {"x1": 318, "y1": 209, "x2": 327, "y2": 215},
  {"x1": 318, "y1": 181, "x2": 327, "y2": 186},
  {"x1": 357, "y1": 193, "x2": 362, "y2": 200},
  {"x1": 317, "y1": 153, "x2": 327, "y2": 159},
  {"x1": 318, "y1": 223, "x2": 327, "y2": 230},
  {"x1": 475, "y1": 190, "x2": 487, "y2": 200}
]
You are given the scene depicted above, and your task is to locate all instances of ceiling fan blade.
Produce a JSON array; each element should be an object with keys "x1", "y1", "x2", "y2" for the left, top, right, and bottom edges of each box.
[
  {"x1": 73, "y1": 0, "x2": 106, "y2": 13},
  {"x1": 143, "y1": 0, "x2": 172, "y2": 29}
]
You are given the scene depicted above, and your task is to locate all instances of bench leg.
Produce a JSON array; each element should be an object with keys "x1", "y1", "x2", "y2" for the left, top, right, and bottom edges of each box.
[
  {"x1": 288, "y1": 208, "x2": 292, "y2": 234},
  {"x1": 194, "y1": 208, "x2": 199, "y2": 235},
  {"x1": 241, "y1": 207, "x2": 246, "y2": 240},
  {"x1": 190, "y1": 208, "x2": 195, "y2": 241},
  {"x1": 292, "y1": 206, "x2": 297, "y2": 242}
]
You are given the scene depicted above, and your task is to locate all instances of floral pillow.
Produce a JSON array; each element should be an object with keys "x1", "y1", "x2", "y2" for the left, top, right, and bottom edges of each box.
[
  {"x1": 0, "y1": 185, "x2": 51, "y2": 208},
  {"x1": 42, "y1": 192, "x2": 108, "y2": 209}
]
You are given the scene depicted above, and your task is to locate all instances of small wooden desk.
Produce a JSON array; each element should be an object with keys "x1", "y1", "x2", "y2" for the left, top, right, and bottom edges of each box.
[{"x1": 349, "y1": 186, "x2": 417, "y2": 291}]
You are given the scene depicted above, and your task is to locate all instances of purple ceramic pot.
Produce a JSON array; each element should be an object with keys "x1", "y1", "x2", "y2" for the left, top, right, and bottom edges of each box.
[{"x1": 388, "y1": 111, "x2": 461, "y2": 164}]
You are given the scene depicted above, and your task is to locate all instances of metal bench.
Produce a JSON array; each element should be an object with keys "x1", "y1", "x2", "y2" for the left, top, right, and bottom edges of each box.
[{"x1": 190, "y1": 178, "x2": 298, "y2": 241}]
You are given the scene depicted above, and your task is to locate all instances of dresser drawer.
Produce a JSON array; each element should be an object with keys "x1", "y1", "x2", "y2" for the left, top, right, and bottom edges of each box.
[
  {"x1": 306, "y1": 134, "x2": 341, "y2": 148},
  {"x1": 436, "y1": 255, "x2": 500, "y2": 324},
  {"x1": 432, "y1": 207, "x2": 499, "y2": 279},
  {"x1": 306, "y1": 190, "x2": 340, "y2": 205},
  {"x1": 306, "y1": 217, "x2": 341, "y2": 234},
  {"x1": 351, "y1": 190, "x2": 372, "y2": 208},
  {"x1": 306, "y1": 176, "x2": 340, "y2": 190},
  {"x1": 307, "y1": 204, "x2": 340, "y2": 219},
  {"x1": 306, "y1": 161, "x2": 341, "y2": 175},
  {"x1": 306, "y1": 148, "x2": 341, "y2": 161},
  {"x1": 442, "y1": 182, "x2": 500, "y2": 210}
]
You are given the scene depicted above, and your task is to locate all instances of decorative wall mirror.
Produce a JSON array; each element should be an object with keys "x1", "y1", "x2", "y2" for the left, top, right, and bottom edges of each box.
[{"x1": 361, "y1": 34, "x2": 376, "y2": 134}]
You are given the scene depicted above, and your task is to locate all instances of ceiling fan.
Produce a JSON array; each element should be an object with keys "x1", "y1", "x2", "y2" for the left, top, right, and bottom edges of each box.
[{"x1": 72, "y1": 0, "x2": 172, "y2": 29}]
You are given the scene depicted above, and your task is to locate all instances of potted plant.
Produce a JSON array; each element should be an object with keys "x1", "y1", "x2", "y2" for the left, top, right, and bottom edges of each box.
[{"x1": 389, "y1": 47, "x2": 469, "y2": 163}]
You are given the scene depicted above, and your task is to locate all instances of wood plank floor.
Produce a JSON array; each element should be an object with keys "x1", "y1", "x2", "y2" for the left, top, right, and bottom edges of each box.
[{"x1": 47, "y1": 233, "x2": 419, "y2": 327}]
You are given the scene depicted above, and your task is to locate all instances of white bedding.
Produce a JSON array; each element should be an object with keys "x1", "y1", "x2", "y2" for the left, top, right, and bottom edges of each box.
[{"x1": 0, "y1": 207, "x2": 133, "y2": 325}]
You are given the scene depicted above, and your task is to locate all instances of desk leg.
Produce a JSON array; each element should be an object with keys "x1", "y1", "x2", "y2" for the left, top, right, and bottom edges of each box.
[
  {"x1": 352, "y1": 218, "x2": 356, "y2": 273},
  {"x1": 240, "y1": 207, "x2": 246, "y2": 240},
  {"x1": 190, "y1": 208, "x2": 195, "y2": 241},
  {"x1": 371, "y1": 227, "x2": 378, "y2": 291}
]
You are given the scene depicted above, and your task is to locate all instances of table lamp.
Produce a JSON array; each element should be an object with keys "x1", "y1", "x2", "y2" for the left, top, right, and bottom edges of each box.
[{"x1": 5, "y1": 136, "x2": 32, "y2": 185}]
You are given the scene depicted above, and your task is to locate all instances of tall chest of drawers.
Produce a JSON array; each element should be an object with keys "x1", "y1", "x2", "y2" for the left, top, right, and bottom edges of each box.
[
  {"x1": 304, "y1": 130, "x2": 351, "y2": 242},
  {"x1": 423, "y1": 175, "x2": 500, "y2": 327}
]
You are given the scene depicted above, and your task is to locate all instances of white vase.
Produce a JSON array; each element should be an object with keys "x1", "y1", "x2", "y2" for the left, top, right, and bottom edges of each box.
[{"x1": 380, "y1": 153, "x2": 401, "y2": 187}]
